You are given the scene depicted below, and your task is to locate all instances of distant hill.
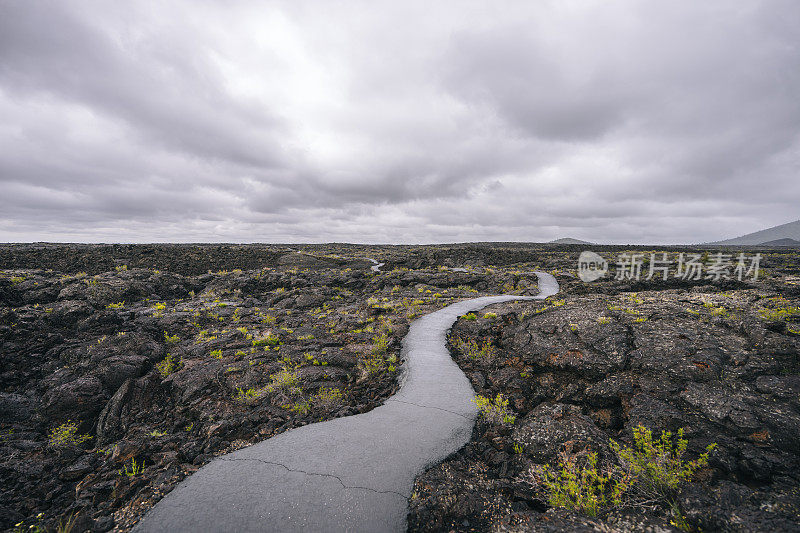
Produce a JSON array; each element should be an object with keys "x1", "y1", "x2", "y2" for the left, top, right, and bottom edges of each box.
[
  {"x1": 548, "y1": 237, "x2": 594, "y2": 245},
  {"x1": 758, "y1": 238, "x2": 800, "y2": 247},
  {"x1": 708, "y1": 219, "x2": 800, "y2": 246}
]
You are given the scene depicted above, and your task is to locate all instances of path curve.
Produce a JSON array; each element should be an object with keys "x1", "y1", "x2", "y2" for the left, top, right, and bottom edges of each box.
[
  {"x1": 365, "y1": 257, "x2": 385, "y2": 272},
  {"x1": 133, "y1": 272, "x2": 559, "y2": 533}
]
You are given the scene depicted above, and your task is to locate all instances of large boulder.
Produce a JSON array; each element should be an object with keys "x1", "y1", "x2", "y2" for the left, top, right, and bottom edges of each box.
[
  {"x1": 513, "y1": 402, "x2": 609, "y2": 463},
  {"x1": 41, "y1": 374, "x2": 106, "y2": 423}
]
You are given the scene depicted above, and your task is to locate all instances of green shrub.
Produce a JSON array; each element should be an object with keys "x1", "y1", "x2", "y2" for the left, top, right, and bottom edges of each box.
[
  {"x1": 463, "y1": 312, "x2": 478, "y2": 321},
  {"x1": 473, "y1": 394, "x2": 516, "y2": 425},
  {"x1": 252, "y1": 333, "x2": 280, "y2": 347},
  {"x1": 286, "y1": 399, "x2": 311, "y2": 415},
  {"x1": 610, "y1": 425, "x2": 716, "y2": 499},
  {"x1": 361, "y1": 351, "x2": 386, "y2": 375},
  {"x1": 234, "y1": 387, "x2": 262, "y2": 403},
  {"x1": 484, "y1": 312, "x2": 498, "y2": 320},
  {"x1": 359, "y1": 333, "x2": 391, "y2": 375},
  {"x1": 538, "y1": 452, "x2": 630, "y2": 517},
  {"x1": 759, "y1": 306, "x2": 800, "y2": 321},
  {"x1": 210, "y1": 349, "x2": 223, "y2": 359},
  {"x1": 156, "y1": 353, "x2": 179, "y2": 377},
  {"x1": 164, "y1": 331, "x2": 180, "y2": 344},
  {"x1": 265, "y1": 365, "x2": 300, "y2": 393},
  {"x1": 313, "y1": 387, "x2": 343, "y2": 410},
  {"x1": 536, "y1": 425, "x2": 716, "y2": 524},
  {"x1": 106, "y1": 301, "x2": 125, "y2": 309},
  {"x1": 455, "y1": 338, "x2": 496, "y2": 363},
  {"x1": 371, "y1": 332, "x2": 390, "y2": 355},
  {"x1": 48, "y1": 421, "x2": 92, "y2": 448}
]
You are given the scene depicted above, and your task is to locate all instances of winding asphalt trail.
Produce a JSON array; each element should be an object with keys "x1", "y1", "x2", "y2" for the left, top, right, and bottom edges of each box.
[{"x1": 133, "y1": 269, "x2": 559, "y2": 533}]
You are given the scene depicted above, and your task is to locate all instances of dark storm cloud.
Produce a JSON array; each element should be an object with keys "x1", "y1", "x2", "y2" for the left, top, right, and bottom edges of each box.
[{"x1": 0, "y1": 0, "x2": 798, "y2": 243}]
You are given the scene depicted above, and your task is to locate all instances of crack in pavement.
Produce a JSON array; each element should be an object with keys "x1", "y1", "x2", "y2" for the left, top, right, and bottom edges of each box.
[
  {"x1": 385, "y1": 398, "x2": 474, "y2": 420},
  {"x1": 216, "y1": 457, "x2": 409, "y2": 501}
]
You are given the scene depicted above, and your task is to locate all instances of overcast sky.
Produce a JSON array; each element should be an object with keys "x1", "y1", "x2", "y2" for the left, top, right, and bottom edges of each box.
[{"x1": 1, "y1": 1, "x2": 798, "y2": 244}]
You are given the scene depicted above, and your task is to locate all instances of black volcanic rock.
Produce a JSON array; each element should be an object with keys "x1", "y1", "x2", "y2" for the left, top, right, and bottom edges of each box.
[{"x1": 409, "y1": 274, "x2": 800, "y2": 532}]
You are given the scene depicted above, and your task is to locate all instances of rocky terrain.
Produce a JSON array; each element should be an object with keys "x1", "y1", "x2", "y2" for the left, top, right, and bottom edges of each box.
[
  {"x1": 407, "y1": 255, "x2": 800, "y2": 531},
  {"x1": 0, "y1": 244, "x2": 546, "y2": 532},
  {"x1": 1, "y1": 243, "x2": 799, "y2": 532}
]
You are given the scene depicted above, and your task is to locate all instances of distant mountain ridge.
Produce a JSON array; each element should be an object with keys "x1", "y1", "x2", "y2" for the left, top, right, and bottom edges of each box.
[{"x1": 708, "y1": 219, "x2": 800, "y2": 246}]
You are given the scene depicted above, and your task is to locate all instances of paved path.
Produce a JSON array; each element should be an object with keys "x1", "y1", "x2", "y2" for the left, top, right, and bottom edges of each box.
[
  {"x1": 133, "y1": 273, "x2": 559, "y2": 533},
  {"x1": 365, "y1": 257, "x2": 385, "y2": 272}
]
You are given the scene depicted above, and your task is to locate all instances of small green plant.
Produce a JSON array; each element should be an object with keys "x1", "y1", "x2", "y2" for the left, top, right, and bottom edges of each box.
[
  {"x1": 361, "y1": 350, "x2": 386, "y2": 375},
  {"x1": 56, "y1": 512, "x2": 79, "y2": 533},
  {"x1": 252, "y1": 333, "x2": 280, "y2": 347},
  {"x1": 48, "y1": 421, "x2": 92, "y2": 448},
  {"x1": 463, "y1": 312, "x2": 478, "y2": 321},
  {"x1": 759, "y1": 305, "x2": 800, "y2": 321},
  {"x1": 149, "y1": 429, "x2": 167, "y2": 437},
  {"x1": 119, "y1": 457, "x2": 145, "y2": 477},
  {"x1": 195, "y1": 329, "x2": 217, "y2": 343},
  {"x1": 473, "y1": 394, "x2": 516, "y2": 425},
  {"x1": 164, "y1": 331, "x2": 180, "y2": 344},
  {"x1": 265, "y1": 365, "x2": 300, "y2": 393},
  {"x1": 115, "y1": 264, "x2": 128, "y2": 271},
  {"x1": 61, "y1": 272, "x2": 88, "y2": 282},
  {"x1": 371, "y1": 332, "x2": 390, "y2": 355},
  {"x1": 106, "y1": 301, "x2": 125, "y2": 309},
  {"x1": 234, "y1": 387, "x2": 263, "y2": 403},
  {"x1": 0, "y1": 428, "x2": 14, "y2": 442},
  {"x1": 313, "y1": 387, "x2": 343, "y2": 410},
  {"x1": 597, "y1": 316, "x2": 611, "y2": 325},
  {"x1": 12, "y1": 512, "x2": 48, "y2": 533},
  {"x1": 156, "y1": 353, "x2": 179, "y2": 377},
  {"x1": 210, "y1": 349, "x2": 223, "y2": 359},
  {"x1": 287, "y1": 399, "x2": 312, "y2": 415},
  {"x1": 455, "y1": 338, "x2": 496, "y2": 363},
  {"x1": 484, "y1": 312, "x2": 498, "y2": 320},
  {"x1": 513, "y1": 443, "x2": 525, "y2": 454}
]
